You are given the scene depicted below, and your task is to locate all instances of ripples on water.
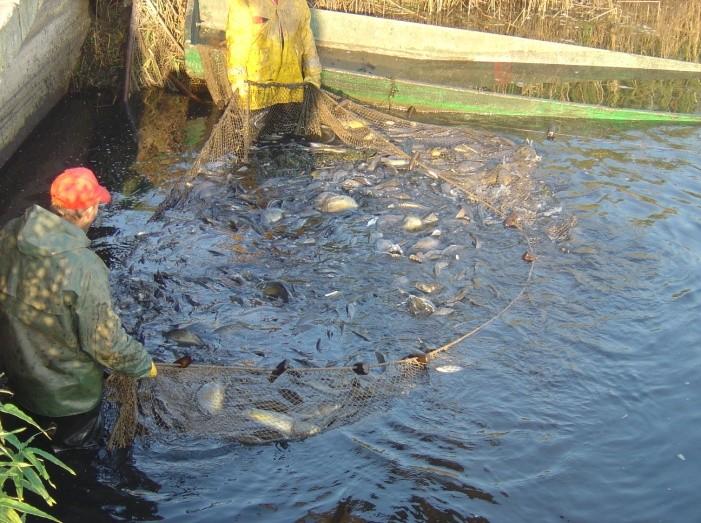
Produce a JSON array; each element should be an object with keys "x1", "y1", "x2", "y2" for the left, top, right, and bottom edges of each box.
[{"x1": 1, "y1": 95, "x2": 700, "y2": 522}]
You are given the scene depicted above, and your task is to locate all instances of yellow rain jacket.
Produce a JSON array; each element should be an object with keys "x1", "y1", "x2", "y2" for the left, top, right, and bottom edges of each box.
[{"x1": 226, "y1": 0, "x2": 322, "y2": 110}]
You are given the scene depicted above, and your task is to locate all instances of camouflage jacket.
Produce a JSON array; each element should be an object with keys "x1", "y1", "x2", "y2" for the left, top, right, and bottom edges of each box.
[{"x1": 0, "y1": 205, "x2": 152, "y2": 417}]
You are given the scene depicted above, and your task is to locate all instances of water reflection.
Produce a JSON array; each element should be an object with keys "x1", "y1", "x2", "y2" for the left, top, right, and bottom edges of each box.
[
  {"x1": 129, "y1": 90, "x2": 217, "y2": 187},
  {"x1": 319, "y1": 48, "x2": 701, "y2": 114}
]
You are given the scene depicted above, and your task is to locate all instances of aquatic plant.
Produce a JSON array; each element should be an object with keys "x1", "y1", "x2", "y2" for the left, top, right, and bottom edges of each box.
[{"x1": 0, "y1": 387, "x2": 74, "y2": 523}]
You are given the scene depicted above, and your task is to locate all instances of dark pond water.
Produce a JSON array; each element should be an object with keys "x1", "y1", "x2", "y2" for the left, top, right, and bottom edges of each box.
[{"x1": 1, "y1": 93, "x2": 699, "y2": 522}]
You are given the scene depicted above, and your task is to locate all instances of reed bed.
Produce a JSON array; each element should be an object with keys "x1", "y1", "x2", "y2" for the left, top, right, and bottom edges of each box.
[
  {"x1": 72, "y1": 0, "x2": 132, "y2": 92},
  {"x1": 73, "y1": 0, "x2": 190, "y2": 93},
  {"x1": 312, "y1": 0, "x2": 701, "y2": 62},
  {"x1": 128, "y1": 0, "x2": 188, "y2": 93}
]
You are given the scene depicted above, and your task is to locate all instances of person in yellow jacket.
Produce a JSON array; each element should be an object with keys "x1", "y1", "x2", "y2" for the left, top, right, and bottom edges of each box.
[{"x1": 226, "y1": 0, "x2": 322, "y2": 111}]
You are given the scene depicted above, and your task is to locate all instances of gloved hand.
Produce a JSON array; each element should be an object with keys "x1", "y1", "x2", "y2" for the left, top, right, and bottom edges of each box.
[{"x1": 148, "y1": 362, "x2": 158, "y2": 378}]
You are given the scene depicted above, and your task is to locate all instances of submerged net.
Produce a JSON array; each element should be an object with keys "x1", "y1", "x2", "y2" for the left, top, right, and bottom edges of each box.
[
  {"x1": 175, "y1": 43, "x2": 537, "y2": 217},
  {"x1": 113, "y1": 359, "x2": 429, "y2": 446},
  {"x1": 108, "y1": 36, "x2": 574, "y2": 449}
]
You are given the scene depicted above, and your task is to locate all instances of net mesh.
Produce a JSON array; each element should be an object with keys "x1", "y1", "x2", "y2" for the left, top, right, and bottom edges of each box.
[
  {"x1": 157, "y1": 88, "x2": 538, "y2": 224},
  {"x1": 198, "y1": 45, "x2": 233, "y2": 109},
  {"x1": 121, "y1": 360, "x2": 428, "y2": 445},
  {"x1": 108, "y1": 15, "x2": 572, "y2": 449},
  {"x1": 181, "y1": 46, "x2": 535, "y2": 215}
]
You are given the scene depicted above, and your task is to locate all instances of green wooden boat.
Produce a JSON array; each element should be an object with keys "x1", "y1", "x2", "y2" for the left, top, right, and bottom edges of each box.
[{"x1": 184, "y1": 0, "x2": 701, "y2": 123}]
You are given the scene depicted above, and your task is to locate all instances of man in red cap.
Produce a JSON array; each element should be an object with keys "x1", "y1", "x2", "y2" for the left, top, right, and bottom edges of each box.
[{"x1": 0, "y1": 167, "x2": 156, "y2": 450}]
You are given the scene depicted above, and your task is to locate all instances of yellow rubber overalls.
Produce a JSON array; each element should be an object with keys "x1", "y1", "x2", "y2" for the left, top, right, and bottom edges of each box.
[{"x1": 226, "y1": 0, "x2": 322, "y2": 110}]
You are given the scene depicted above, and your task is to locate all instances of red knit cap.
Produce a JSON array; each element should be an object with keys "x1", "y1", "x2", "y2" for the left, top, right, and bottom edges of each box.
[{"x1": 50, "y1": 168, "x2": 111, "y2": 210}]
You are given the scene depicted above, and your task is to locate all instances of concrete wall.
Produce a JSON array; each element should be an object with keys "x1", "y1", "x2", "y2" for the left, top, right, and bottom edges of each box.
[{"x1": 0, "y1": 0, "x2": 90, "y2": 168}]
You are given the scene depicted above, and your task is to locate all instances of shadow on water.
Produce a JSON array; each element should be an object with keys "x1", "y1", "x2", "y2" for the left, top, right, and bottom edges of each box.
[
  {"x1": 2, "y1": 90, "x2": 701, "y2": 522},
  {"x1": 45, "y1": 448, "x2": 161, "y2": 522}
]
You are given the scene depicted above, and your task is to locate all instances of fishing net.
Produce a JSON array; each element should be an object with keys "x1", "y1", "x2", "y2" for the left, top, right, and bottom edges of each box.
[
  {"x1": 108, "y1": 26, "x2": 575, "y2": 450},
  {"x1": 185, "y1": 45, "x2": 524, "y2": 194},
  {"x1": 157, "y1": 78, "x2": 542, "y2": 222},
  {"x1": 109, "y1": 358, "x2": 429, "y2": 446}
]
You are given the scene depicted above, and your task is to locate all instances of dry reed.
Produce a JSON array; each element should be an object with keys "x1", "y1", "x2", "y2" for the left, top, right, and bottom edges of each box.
[
  {"x1": 311, "y1": 0, "x2": 701, "y2": 62},
  {"x1": 71, "y1": 0, "x2": 132, "y2": 92},
  {"x1": 128, "y1": 0, "x2": 189, "y2": 93}
]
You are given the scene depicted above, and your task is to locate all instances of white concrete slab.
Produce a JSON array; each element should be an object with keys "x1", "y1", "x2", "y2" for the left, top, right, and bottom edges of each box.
[{"x1": 0, "y1": 0, "x2": 89, "y2": 167}]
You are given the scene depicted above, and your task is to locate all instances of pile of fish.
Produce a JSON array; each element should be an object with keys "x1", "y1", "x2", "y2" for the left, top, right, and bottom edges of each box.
[
  {"x1": 113, "y1": 132, "x2": 568, "y2": 365},
  {"x1": 104, "y1": 128, "x2": 573, "y2": 439}
]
